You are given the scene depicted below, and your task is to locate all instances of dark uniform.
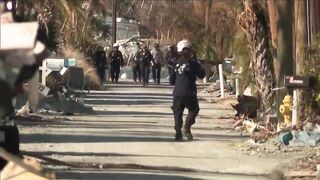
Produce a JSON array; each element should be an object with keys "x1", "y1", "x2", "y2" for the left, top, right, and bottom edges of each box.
[
  {"x1": 128, "y1": 46, "x2": 142, "y2": 83},
  {"x1": 109, "y1": 49, "x2": 124, "y2": 83},
  {"x1": 139, "y1": 48, "x2": 152, "y2": 86},
  {"x1": 166, "y1": 47, "x2": 177, "y2": 85},
  {"x1": 95, "y1": 50, "x2": 107, "y2": 84},
  {"x1": 170, "y1": 58, "x2": 205, "y2": 140}
]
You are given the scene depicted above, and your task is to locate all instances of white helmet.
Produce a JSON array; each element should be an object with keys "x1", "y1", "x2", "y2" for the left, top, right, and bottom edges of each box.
[{"x1": 177, "y1": 39, "x2": 191, "y2": 52}]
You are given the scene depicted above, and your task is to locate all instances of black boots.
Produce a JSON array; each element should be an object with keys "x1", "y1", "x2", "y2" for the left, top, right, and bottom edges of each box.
[
  {"x1": 183, "y1": 127, "x2": 193, "y2": 140},
  {"x1": 175, "y1": 127, "x2": 193, "y2": 141},
  {"x1": 175, "y1": 130, "x2": 182, "y2": 141}
]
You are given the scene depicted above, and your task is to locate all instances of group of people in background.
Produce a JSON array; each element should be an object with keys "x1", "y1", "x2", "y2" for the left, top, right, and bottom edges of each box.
[
  {"x1": 95, "y1": 39, "x2": 205, "y2": 141},
  {"x1": 94, "y1": 44, "x2": 124, "y2": 84},
  {"x1": 127, "y1": 42, "x2": 168, "y2": 86},
  {"x1": 95, "y1": 41, "x2": 178, "y2": 86}
]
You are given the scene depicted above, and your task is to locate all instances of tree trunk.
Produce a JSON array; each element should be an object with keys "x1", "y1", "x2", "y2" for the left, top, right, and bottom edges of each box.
[
  {"x1": 239, "y1": 0, "x2": 276, "y2": 112},
  {"x1": 205, "y1": 0, "x2": 212, "y2": 30},
  {"x1": 276, "y1": 0, "x2": 294, "y2": 89},
  {"x1": 295, "y1": 0, "x2": 308, "y2": 74},
  {"x1": 267, "y1": 0, "x2": 277, "y2": 48},
  {"x1": 311, "y1": 0, "x2": 320, "y2": 35},
  {"x1": 295, "y1": 0, "x2": 309, "y2": 122}
]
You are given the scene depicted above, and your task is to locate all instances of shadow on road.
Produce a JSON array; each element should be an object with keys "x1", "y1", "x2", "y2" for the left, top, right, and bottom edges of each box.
[
  {"x1": 85, "y1": 99, "x2": 171, "y2": 105},
  {"x1": 56, "y1": 170, "x2": 198, "y2": 180},
  {"x1": 88, "y1": 92, "x2": 172, "y2": 97},
  {"x1": 94, "y1": 110, "x2": 172, "y2": 116},
  {"x1": 20, "y1": 131, "x2": 247, "y2": 144},
  {"x1": 23, "y1": 150, "x2": 218, "y2": 160},
  {"x1": 85, "y1": 95, "x2": 172, "y2": 100},
  {"x1": 106, "y1": 83, "x2": 174, "y2": 90},
  {"x1": 20, "y1": 134, "x2": 175, "y2": 143}
]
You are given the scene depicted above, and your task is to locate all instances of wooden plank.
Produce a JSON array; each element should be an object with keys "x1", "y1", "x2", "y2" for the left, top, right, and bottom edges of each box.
[
  {"x1": 284, "y1": 170, "x2": 317, "y2": 177},
  {"x1": 0, "y1": 147, "x2": 55, "y2": 179}
]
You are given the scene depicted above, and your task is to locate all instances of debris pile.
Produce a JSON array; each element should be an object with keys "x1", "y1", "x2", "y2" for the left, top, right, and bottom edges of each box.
[
  {"x1": 16, "y1": 92, "x2": 94, "y2": 116},
  {"x1": 285, "y1": 154, "x2": 320, "y2": 179},
  {"x1": 14, "y1": 114, "x2": 70, "y2": 126},
  {"x1": 231, "y1": 95, "x2": 265, "y2": 136},
  {"x1": 230, "y1": 95, "x2": 288, "y2": 143}
]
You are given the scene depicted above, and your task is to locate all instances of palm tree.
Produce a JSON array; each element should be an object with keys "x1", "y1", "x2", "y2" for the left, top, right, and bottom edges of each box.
[
  {"x1": 16, "y1": 0, "x2": 109, "y2": 55},
  {"x1": 239, "y1": 0, "x2": 276, "y2": 112},
  {"x1": 15, "y1": 0, "x2": 108, "y2": 90}
]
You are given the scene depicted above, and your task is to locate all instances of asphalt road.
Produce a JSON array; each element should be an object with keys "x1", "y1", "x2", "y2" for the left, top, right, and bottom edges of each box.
[{"x1": 18, "y1": 81, "x2": 297, "y2": 180}]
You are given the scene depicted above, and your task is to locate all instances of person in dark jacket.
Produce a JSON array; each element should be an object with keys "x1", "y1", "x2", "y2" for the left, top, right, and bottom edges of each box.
[
  {"x1": 109, "y1": 43, "x2": 124, "y2": 83},
  {"x1": 169, "y1": 39, "x2": 206, "y2": 141},
  {"x1": 95, "y1": 47, "x2": 107, "y2": 84},
  {"x1": 139, "y1": 43, "x2": 153, "y2": 86},
  {"x1": 166, "y1": 45, "x2": 177, "y2": 85}
]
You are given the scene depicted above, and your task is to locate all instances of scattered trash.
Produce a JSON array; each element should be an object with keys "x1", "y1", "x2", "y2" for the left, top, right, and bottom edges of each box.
[
  {"x1": 289, "y1": 131, "x2": 320, "y2": 147},
  {"x1": 243, "y1": 120, "x2": 258, "y2": 133},
  {"x1": 275, "y1": 131, "x2": 293, "y2": 145},
  {"x1": 285, "y1": 154, "x2": 320, "y2": 179},
  {"x1": 16, "y1": 93, "x2": 93, "y2": 116}
]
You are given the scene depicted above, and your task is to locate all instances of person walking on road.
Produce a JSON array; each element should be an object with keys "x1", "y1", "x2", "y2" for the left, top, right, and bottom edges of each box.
[
  {"x1": 166, "y1": 45, "x2": 177, "y2": 85},
  {"x1": 127, "y1": 42, "x2": 142, "y2": 83},
  {"x1": 95, "y1": 46, "x2": 107, "y2": 84},
  {"x1": 151, "y1": 43, "x2": 163, "y2": 85},
  {"x1": 139, "y1": 43, "x2": 153, "y2": 86},
  {"x1": 169, "y1": 40, "x2": 206, "y2": 141},
  {"x1": 109, "y1": 43, "x2": 124, "y2": 83}
]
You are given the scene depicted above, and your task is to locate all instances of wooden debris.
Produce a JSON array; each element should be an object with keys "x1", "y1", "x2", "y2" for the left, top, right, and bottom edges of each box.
[
  {"x1": 284, "y1": 170, "x2": 317, "y2": 177},
  {"x1": 1, "y1": 158, "x2": 52, "y2": 180},
  {"x1": 0, "y1": 147, "x2": 55, "y2": 179}
]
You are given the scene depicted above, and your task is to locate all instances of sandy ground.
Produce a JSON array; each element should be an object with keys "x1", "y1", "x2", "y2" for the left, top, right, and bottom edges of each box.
[{"x1": 17, "y1": 81, "x2": 309, "y2": 180}]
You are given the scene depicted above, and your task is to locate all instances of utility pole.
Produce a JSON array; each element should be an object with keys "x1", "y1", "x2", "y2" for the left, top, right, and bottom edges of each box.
[{"x1": 112, "y1": 0, "x2": 117, "y2": 46}]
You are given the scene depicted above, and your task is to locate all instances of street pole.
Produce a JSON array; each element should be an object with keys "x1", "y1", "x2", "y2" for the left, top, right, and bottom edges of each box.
[
  {"x1": 219, "y1": 64, "x2": 225, "y2": 98},
  {"x1": 112, "y1": 0, "x2": 117, "y2": 46}
]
